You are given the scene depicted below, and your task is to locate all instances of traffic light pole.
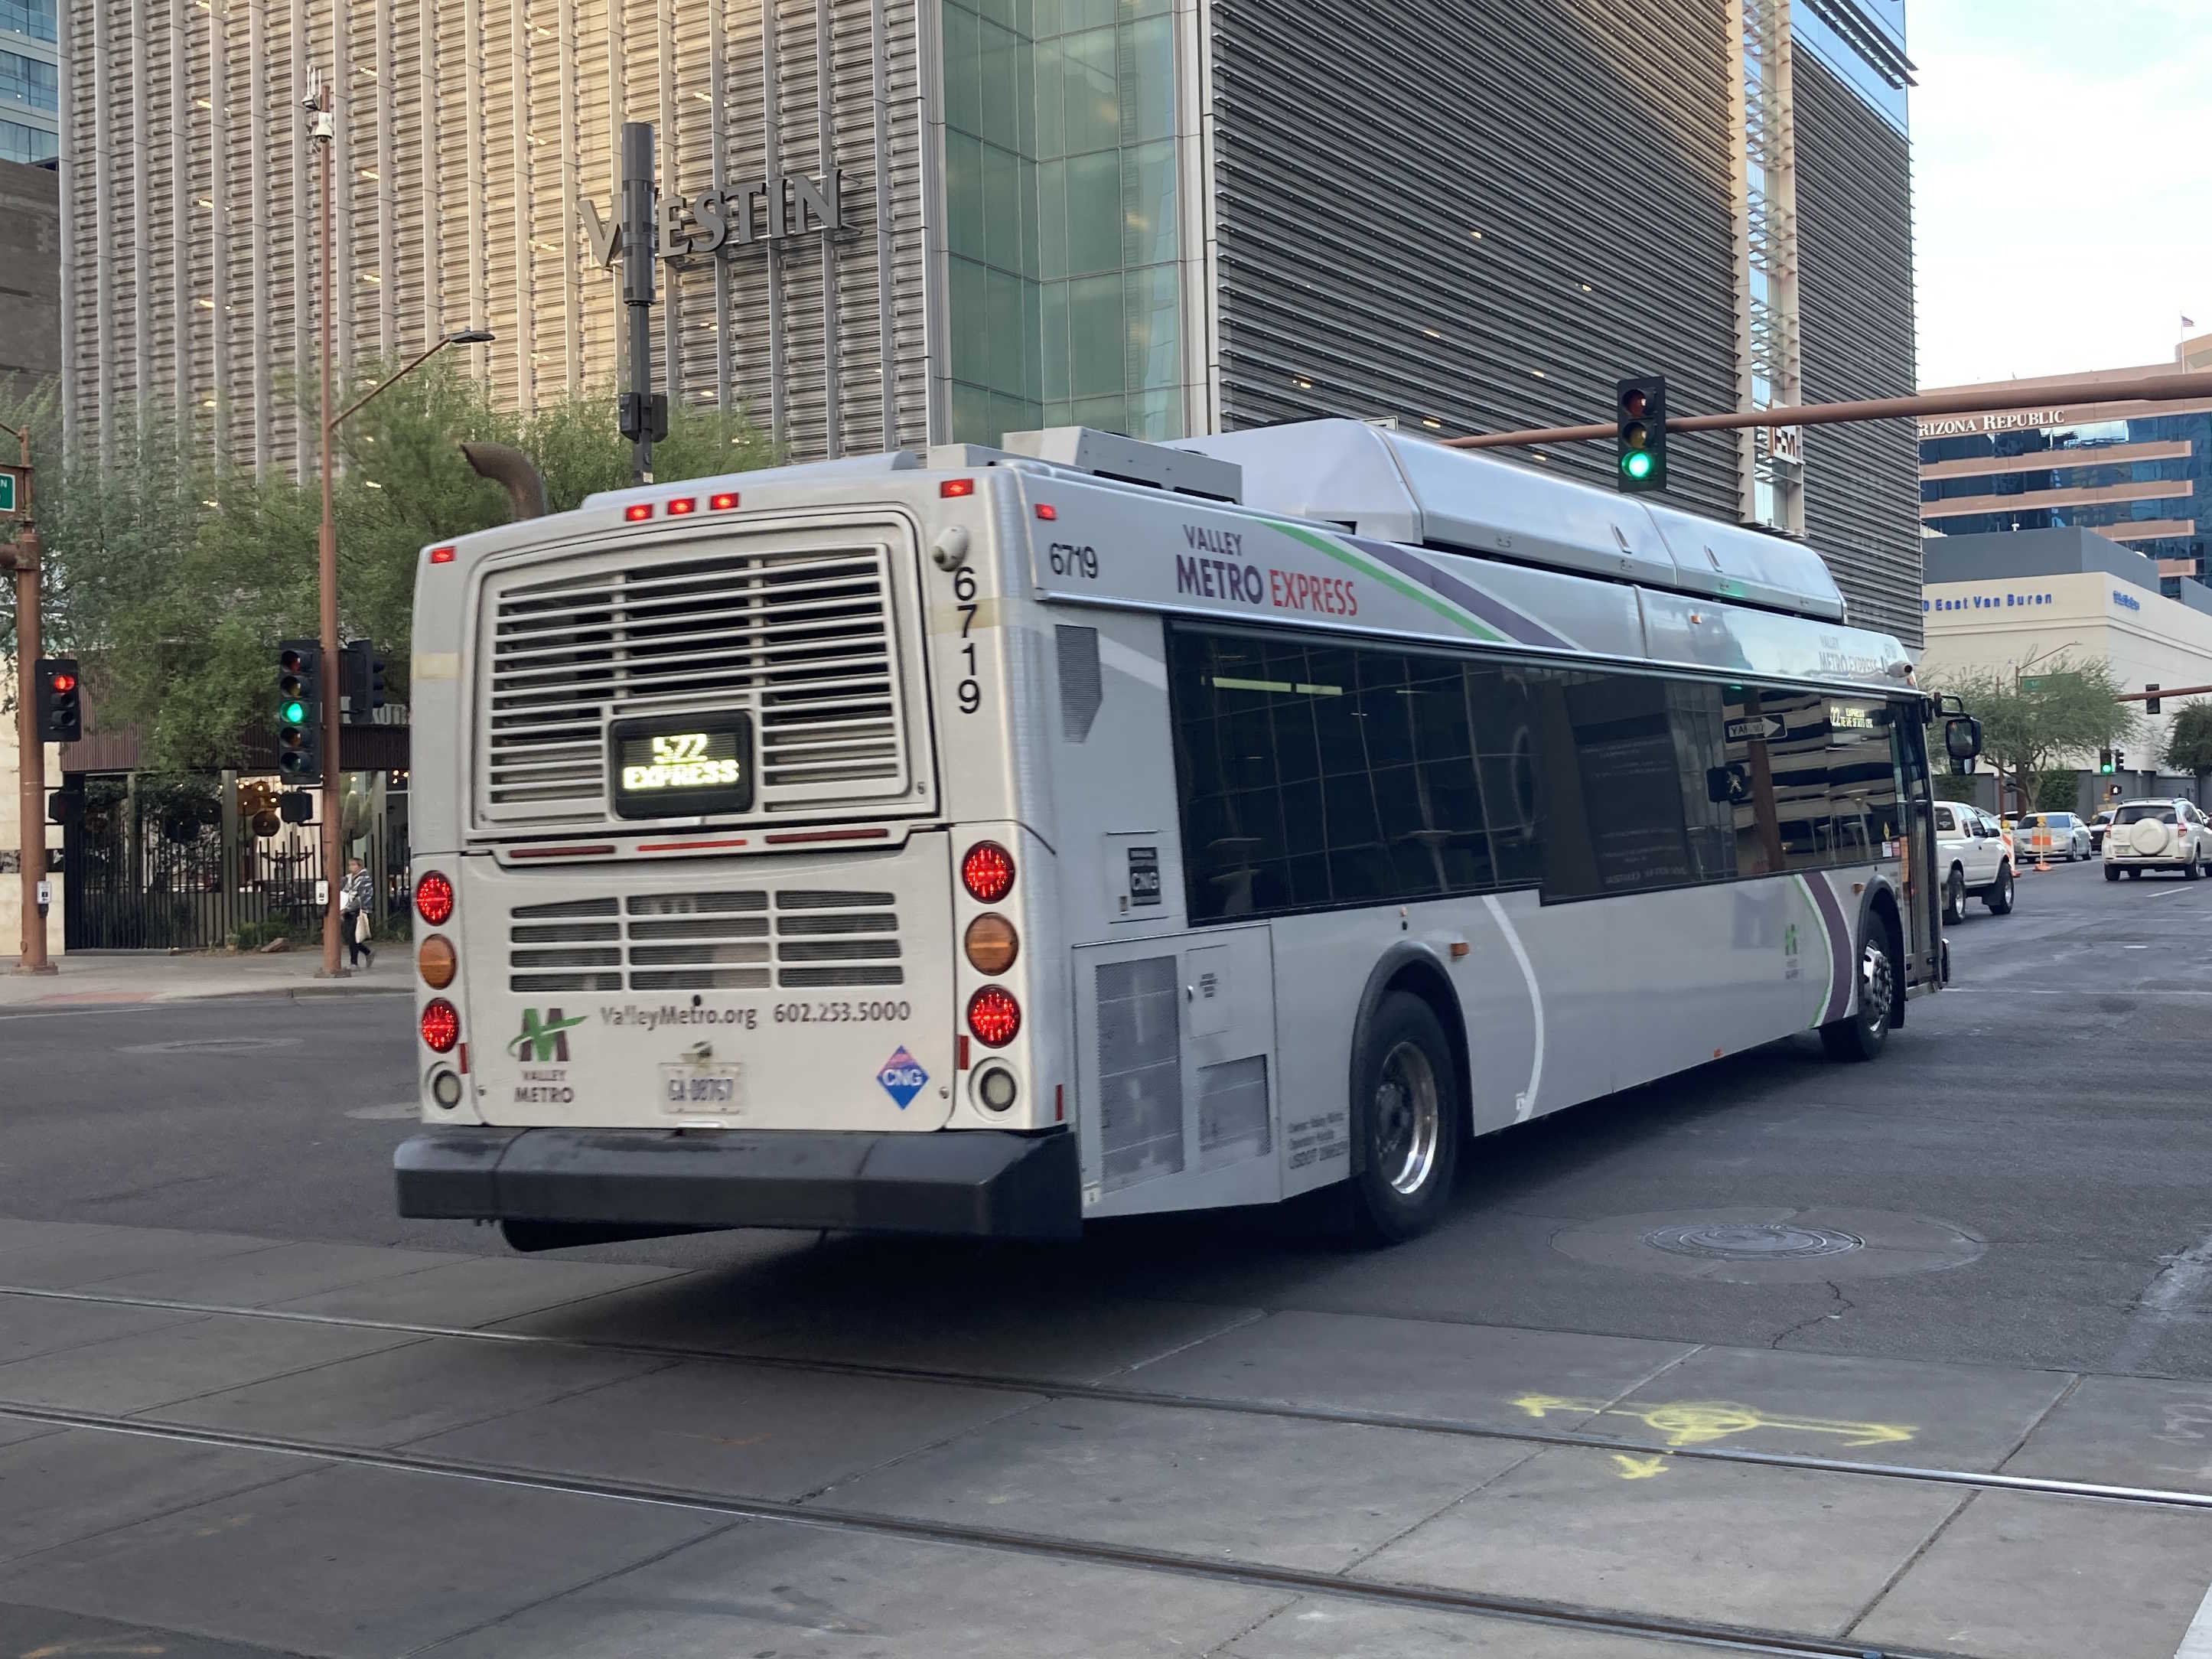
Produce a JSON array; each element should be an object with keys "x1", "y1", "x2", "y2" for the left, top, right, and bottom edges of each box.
[
  {"x1": 313, "y1": 92, "x2": 344, "y2": 978},
  {"x1": 2, "y1": 419, "x2": 50, "y2": 975}
]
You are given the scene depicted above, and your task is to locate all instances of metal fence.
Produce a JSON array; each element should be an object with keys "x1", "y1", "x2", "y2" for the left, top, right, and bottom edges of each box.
[{"x1": 61, "y1": 782, "x2": 410, "y2": 953}]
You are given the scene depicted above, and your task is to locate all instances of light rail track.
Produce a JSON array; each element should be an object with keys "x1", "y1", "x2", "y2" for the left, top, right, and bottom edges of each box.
[
  {"x1": 0, "y1": 1393, "x2": 1987, "y2": 1659},
  {"x1": 2, "y1": 1282, "x2": 2201, "y2": 1514}
]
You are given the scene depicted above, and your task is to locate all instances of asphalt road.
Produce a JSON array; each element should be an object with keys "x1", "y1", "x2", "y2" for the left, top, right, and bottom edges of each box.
[{"x1": 5, "y1": 854, "x2": 2210, "y2": 1378}]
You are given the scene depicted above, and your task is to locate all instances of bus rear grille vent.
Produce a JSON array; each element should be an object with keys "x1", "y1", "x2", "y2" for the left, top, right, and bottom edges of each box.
[
  {"x1": 1096, "y1": 955, "x2": 1184, "y2": 1192},
  {"x1": 1197, "y1": 1056, "x2": 1269, "y2": 1170},
  {"x1": 480, "y1": 542, "x2": 911, "y2": 826},
  {"x1": 504, "y1": 888, "x2": 898, "y2": 992}
]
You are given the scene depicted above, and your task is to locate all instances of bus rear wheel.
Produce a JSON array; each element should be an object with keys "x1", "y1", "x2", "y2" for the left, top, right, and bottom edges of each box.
[{"x1": 1350, "y1": 991, "x2": 1461, "y2": 1243}]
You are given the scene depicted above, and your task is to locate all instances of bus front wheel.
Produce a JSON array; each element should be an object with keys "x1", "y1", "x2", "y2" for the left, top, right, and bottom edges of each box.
[
  {"x1": 1349, "y1": 991, "x2": 1461, "y2": 1243},
  {"x1": 1821, "y1": 914, "x2": 1897, "y2": 1064}
]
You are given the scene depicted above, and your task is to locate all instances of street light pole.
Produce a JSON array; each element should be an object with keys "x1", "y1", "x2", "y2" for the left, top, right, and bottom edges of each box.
[
  {"x1": 313, "y1": 80, "x2": 342, "y2": 977},
  {"x1": 2, "y1": 418, "x2": 50, "y2": 975}
]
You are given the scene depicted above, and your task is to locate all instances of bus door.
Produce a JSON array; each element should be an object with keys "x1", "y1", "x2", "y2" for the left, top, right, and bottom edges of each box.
[
  {"x1": 1896, "y1": 709, "x2": 1939, "y2": 988},
  {"x1": 1070, "y1": 924, "x2": 1279, "y2": 1217}
]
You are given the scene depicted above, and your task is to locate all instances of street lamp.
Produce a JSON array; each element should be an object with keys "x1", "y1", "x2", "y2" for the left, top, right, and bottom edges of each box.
[
  {"x1": 0, "y1": 415, "x2": 51, "y2": 975},
  {"x1": 310, "y1": 67, "x2": 496, "y2": 976}
]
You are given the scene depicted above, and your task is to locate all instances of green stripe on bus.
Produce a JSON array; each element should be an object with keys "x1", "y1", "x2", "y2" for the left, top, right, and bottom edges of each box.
[{"x1": 1269, "y1": 522, "x2": 1508, "y2": 643}]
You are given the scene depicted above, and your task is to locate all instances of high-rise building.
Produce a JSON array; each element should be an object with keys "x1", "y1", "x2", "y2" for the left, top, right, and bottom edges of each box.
[
  {"x1": 1918, "y1": 337, "x2": 2212, "y2": 601},
  {"x1": 0, "y1": 0, "x2": 59, "y2": 165},
  {"x1": 58, "y1": 0, "x2": 1924, "y2": 640}
]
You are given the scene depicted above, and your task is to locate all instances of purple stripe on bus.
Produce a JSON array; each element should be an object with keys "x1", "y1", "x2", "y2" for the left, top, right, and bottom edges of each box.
[
  {"x1": 1345, "y1": 535, "x2": 1577, "y2": 651},
  {"x1": 1803, "y1": 876, "x2": 1855, "y2": 1025}
]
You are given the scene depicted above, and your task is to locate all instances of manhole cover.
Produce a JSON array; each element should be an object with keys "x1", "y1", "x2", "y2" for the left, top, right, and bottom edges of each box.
[
  {"x1": 1643, "y1": 1223, "x2": 1864, "y2": 1262},
  {"x1": 122, "y1": 1037, "x2": 303, "y2": 1055}
]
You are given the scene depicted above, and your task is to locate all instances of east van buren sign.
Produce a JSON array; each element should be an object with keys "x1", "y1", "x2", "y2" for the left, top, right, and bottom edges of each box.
[{"x1": 581, "y1": 172, "x2": 842, "y2": 268}]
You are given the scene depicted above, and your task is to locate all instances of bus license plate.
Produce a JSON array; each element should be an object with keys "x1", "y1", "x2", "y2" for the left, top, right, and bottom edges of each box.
[{"x1": 661, "y1": 1064, "x2": 742, "y2": 1112}]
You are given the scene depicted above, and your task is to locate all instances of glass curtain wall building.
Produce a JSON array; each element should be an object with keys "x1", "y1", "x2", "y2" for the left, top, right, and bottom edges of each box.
[
  {"x1": 940, "y1": 0, "x2": 1188, "y2": 444},
  {"x1": 0, "y1": 0, "x2": 59, "y2": 164}
]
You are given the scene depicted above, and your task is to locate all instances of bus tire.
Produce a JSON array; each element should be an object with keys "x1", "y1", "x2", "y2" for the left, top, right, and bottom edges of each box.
[
  {"x1": 1821, "y1": 911, "x2": 1897, "y2": 1064},
  {"x1": 1349, "y1": 991, "x2": 1461, "y2": 1243}
]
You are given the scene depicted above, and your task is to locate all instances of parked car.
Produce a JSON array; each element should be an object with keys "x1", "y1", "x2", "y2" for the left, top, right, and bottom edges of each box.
[
  {"x1": 1933, "y1": 800, "x2": 2016, "y2": 921},
  {"x1": 2014, "y1": 812, "x2": 2093, "y2": 862},
  {"x1": 2089, "y1": 809, "x2": 2117, "y2": 852},
  {"x1": 2103, "y1": 800, "x2": 2212, "y2": 879}
]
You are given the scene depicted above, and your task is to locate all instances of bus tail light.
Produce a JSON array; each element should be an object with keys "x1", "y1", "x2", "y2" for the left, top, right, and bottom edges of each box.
[
  {"x1": 964, "y1": 913, "x2": 1018, "y2": 974},
  {"x1": 420, "y1": 999, "x2": 461, "y2": 1053},
  {"x1": 974, "y1": 1064, "x2": 1019, "y2": 1113},
  {"x1": 962, "y1": 841, "x2": 1015, "y2": 904},
  {"x1": 967, "y1": 986, "x2": 1021, "y2": 1048},
  {"x1": 417, "y1": 934, "x2": 457, "y2": 989},
  {"x1": 415, "y1": 871, "x2": 455, "y2": 926}
]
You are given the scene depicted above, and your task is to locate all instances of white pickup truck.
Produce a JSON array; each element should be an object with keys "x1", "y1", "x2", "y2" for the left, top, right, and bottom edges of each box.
[{"x1": 1934, "y1": 802, "x2": 2016, "y2": 923}]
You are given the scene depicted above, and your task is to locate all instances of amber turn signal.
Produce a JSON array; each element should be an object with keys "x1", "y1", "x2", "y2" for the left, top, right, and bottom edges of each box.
[
  {"x1": 963, "y1": 913, "x2": 1018, "y2": 975},
  {"x1": 417, "y1": 934, "x2": 457, "y2": 989}
]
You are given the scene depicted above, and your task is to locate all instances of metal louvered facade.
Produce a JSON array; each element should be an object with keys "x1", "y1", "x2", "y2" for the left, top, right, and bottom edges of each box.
[
  {"x1": 60, "y1": 0, "x2": 930, "y2": 474},
  {"x1": 1206, "y1": 0, "x2": 1744, "y2": 524},
  {"x1": 1791, "y1": 47, "x2": 1920, "y2": 646},
  {"x1": 60, "y1": 0, "x2": 1920, "y2": 636}
]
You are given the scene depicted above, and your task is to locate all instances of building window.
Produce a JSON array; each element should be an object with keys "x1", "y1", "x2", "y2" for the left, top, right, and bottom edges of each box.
[
  {"x1": 940, "y1": 0, "x2": 1187, "y2": 447},
  {"x1": 0, "y1": 48, "x2": 57, "y2": 112},
  {"x1": 0, "y1": 0, "x2": 56, "y2": 44},
  {"x1": 0, "y1": 115, "x2": 55, "y2": 164}
]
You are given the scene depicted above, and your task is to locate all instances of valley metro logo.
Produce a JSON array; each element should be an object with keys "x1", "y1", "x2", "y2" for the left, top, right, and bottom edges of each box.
[{"x1": 510, "y1": 1008, "x2": 586, "y2": 1062}]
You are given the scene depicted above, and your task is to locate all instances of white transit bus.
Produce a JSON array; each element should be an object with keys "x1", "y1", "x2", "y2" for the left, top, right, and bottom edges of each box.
[{"x1": 396, "y1": 419, "x2": 1977, "y2": 1247}]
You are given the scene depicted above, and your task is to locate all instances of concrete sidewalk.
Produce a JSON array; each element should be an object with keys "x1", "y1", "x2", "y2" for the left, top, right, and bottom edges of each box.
[{"x1": 0, "y1": 947, "x2": 410, "y2": 1007}]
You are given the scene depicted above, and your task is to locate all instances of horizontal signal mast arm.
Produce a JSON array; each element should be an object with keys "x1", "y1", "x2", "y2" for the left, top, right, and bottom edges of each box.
[
  {"x1": 2116, "y1": 685, "x2": 2212, "y2": 703},
  {"x1": 1446, "y1": 370, "x2": 2212, "y2": 451}
]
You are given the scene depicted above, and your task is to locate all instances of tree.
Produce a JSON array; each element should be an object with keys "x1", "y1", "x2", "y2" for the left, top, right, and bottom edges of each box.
[
  {"x1": 2165, "y1": 701, "x2": 2212, "y2": 802},
  {"x1": 7, "y1": 361, "x2": 772, "y2": 770},
  {"x1": 1930, "y1": 657, "x2": 2143, "y2": 817}
]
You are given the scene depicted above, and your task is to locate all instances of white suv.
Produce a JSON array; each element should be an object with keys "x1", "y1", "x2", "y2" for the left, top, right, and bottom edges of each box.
[
  {"x1": 1934, "y1": 801, "x2": 2016, "y2": 921},
  {"x1": 2104, "y1": 800, "x2": 2212, "y2": 880}
]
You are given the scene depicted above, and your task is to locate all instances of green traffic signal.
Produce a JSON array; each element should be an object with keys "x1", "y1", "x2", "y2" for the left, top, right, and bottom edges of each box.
[
  {"x1": 282, "y1": 699, "x2": 306, "y2": 725},
  {"x1": 1622, "y1": 451, "x2": 1653, "y2": 481}
]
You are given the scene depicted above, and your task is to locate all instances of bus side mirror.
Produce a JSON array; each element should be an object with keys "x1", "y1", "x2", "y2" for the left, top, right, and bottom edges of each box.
[{"x1": 1944, "y1": 716, "x2": 1982, "y2": 762}]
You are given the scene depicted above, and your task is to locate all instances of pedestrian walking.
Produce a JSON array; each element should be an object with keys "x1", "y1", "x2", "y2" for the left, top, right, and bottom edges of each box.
[{"x1": 340, "y1": 857, "x2": 375, "y2": 970}]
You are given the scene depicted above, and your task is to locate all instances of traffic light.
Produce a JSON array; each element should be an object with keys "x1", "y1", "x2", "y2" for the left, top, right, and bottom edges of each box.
[
  {"x1": 34, "y1": 657, "x2": 81, "y2": 742},
  {"x1": 2116, "y1": 745, "x2": 2129, "y2": 773},
  {"x1": 279, "y1": 789, "x2": 314, "y2": 824},
  {"x1": 340, "y1": 640, "x2": 387, "y2": 725},
  {"x1": 2147, "y1": 684, "x2": 2162, "y2": 715},
  {"x1": 2100, "y1": 749, "x2": 2115, "y2": 774},
  {"x1": 276, "y1": 637, "x2": 323, "y2": 785},
  {"x1": 1615, "y1": 375, "x2": 1667, "y2": 493},
  {"x1": 45, "y1": 787, "x2": 82, "y2": 826}
]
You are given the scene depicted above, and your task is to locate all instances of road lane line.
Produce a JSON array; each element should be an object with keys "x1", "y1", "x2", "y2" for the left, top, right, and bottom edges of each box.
[{"x1": 2176, "y1": 1577, "x2": 2212, "y2": 1659}]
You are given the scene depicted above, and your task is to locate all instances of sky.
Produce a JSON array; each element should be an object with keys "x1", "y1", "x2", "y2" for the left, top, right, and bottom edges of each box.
[{"x1": 1908, "y1": 0, "x2": 2212, "y2": 389}]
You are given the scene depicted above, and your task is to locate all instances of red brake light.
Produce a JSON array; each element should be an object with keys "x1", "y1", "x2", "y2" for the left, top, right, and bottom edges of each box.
[
  {"x1": 710, "y1": 492, "x2": 739, "y2": 510},
  {"x1": 940, "y1": 478, "x2": 976, "y2": 498},
  {"x1": 420, "y1": 999, "x2": 461, "y2": 1053},
  {"x1": 967, "y1": 986, "x2": 1021, "y2": 1048},
  {"x1": 1035, "y1": 503, "x2": 1057, "y2": 520},
  {"x1": 962, "y1": 841, "x2": 1015, "y2": 904},
  {"x1": 428, "y1": 546, "x2": 456, "y2": 564},
  {"x1": 624, "y1": 503, "x2": 653, "y2": 522},
  {"x1": 666, "y1": 497, "x2": 696, "y2": 516},
  {"x1": 414, "y1": 870, "x2": 455, "y2": 926}
]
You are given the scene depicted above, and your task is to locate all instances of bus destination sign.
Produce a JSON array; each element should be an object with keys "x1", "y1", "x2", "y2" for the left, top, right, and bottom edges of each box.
[{"x1": 610, "y1": 711, "x2": 754, "y2": 818}]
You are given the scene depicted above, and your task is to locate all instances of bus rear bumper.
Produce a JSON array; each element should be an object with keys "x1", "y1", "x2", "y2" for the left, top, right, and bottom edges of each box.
[{"x1": 395, "y1": 1125, "x2": 1082, "y2": 1243}]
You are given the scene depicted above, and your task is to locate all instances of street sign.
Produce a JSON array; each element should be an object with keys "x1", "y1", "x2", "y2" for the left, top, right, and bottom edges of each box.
[
  {"x1": 1767, "y1": 425, "x2": 1803, "y2": 469},
  {"x1": 2019, "y1": 676, "x2": 2046, "y2": 691},
  {"x1": 1725, "y1": 713, "x2": 1787, "y2": 744},
  {"x1": 0, "y1": 469, "x2": 16, "y2": 513}
]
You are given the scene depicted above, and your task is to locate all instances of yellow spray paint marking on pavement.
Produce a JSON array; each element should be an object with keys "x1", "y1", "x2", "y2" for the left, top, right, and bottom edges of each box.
[
  {"x1": 1611, "y1": 1453, "x2": 1670, "y2": 1480},
  {"x1": 1513, "y1": 1393, "x2": 1917, "y2": 1450}
]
